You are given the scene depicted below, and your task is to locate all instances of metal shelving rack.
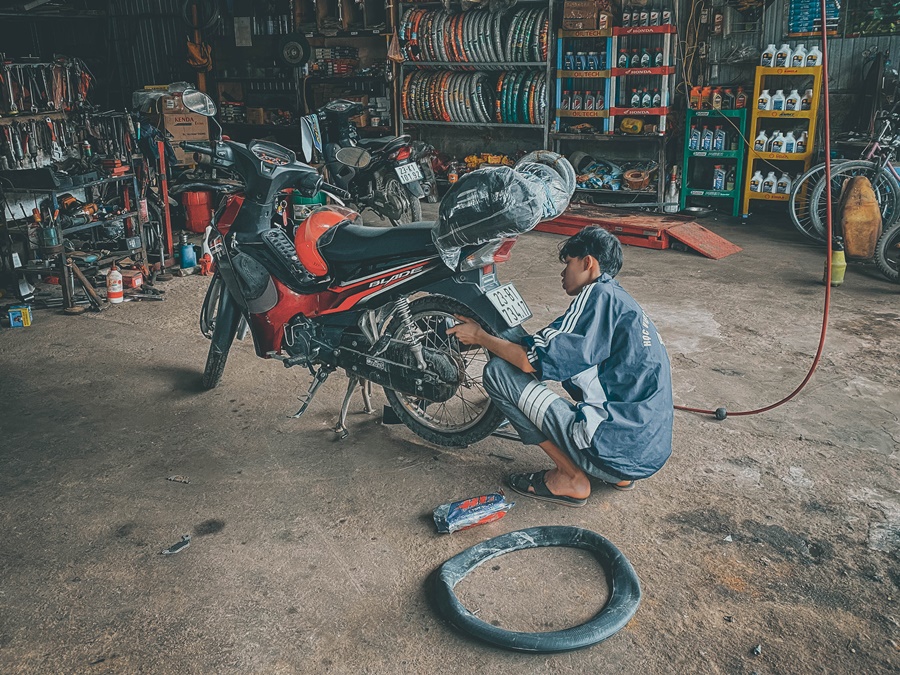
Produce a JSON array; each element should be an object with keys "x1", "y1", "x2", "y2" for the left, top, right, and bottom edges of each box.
[
  {"x1": 741, "y1": 65, "x2": 823, "y2": 217},
  {"x1": 554, "y1": 28, "x2": 613, "y2": 134},
  {"x1": 680, "y1": 108, "x2": 748, "y2": 216},
  {"x1": 396, "y1": 0, "x2": 555, "y2": 149},
  {"x1": 608, "y1": 25, "x2": 676, "y2": 134}
]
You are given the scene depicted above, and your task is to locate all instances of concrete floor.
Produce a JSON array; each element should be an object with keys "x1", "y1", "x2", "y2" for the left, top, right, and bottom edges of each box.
[{"x1": 1, "y1": 207, "x2": 898, "y2": 674}]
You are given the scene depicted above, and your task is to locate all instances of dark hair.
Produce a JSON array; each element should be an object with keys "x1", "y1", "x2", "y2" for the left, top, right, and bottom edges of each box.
[{"x1": 558, "y1": 226, "x2": 623, "y2": 277}]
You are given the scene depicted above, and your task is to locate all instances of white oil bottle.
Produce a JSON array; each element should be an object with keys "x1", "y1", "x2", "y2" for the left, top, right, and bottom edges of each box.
[
  {"x1": 806, "y1": 46, "x2": 822, "y2": 67},
  {"x1": 763, "y1": 171, "x2": 777, "y2": 192},
  {"x1": 776, "y1": 172, "x2": 793, "y2": 194},
  {"x1": 784, "y1": 130, "x2": 797, "y2": 153},
  {"x1": 771, "y1": 89, "x2": 786, "y2": 110},
  {"x1": 796, "y1": 130, "x2": 809, "y2": 154},
  {"x1": 801, "y1": 88, "x2": 814, "y2": 110},
  {"x1": 771, "y1": 131, "x2": 786, "y2": 153},
  {"x1": 775, "y1": 44, "x2": 792, "y2": 67},
  {"x1": 757, "y1": 89, "x2": 773, "y2": 110},
  {"x1": 750, "y1": 170, "x2": 764, "y2": 192},
  {"x1": 786, "y1": 89, "x2": 802, "y2": 111},
  {"x1": 791, "y1": 44, "x2": 807, "y2": 68},
  {"x1": 761, "y1": 44, "x2": 777, "y2": 67},
  {"x1": 754, "y1": 130, "x2": 769, "y2": 151}
]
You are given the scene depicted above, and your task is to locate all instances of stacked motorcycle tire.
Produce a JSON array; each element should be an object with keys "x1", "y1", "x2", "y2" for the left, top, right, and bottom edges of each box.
[{"x1": 398, "y1": 6, "x2": 549, "y2": 126}]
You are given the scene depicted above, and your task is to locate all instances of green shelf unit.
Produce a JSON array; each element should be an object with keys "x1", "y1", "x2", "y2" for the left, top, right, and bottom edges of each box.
[{"x1": 680, "y1": 108, "x2": 748, "y2": 216}]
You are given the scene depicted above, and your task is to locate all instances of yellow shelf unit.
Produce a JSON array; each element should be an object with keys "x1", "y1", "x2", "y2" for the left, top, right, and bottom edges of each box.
[{"x1": 741, "y1": 65, "x2": 823, "y2": 217}]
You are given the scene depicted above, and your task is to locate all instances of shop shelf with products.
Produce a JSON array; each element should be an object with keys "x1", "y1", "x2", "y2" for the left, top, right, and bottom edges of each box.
[
  {"x1": 397, "y1": 0, "x2": 554, "y2": 151},
  {"x1": 555, "y1": 28, "x2": 613, "y2": 135},
  {"x1": 608, "y1": 24, "x2": 676, "y2": 135},
  {"x1": 680, "y1": 109, "x2": 748, "y2": 217},
  {"x1": 741, "y1": 65, "x2": 823, "y2": 217}
]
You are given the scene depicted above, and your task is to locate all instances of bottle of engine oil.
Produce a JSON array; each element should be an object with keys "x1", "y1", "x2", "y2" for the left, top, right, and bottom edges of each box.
[
  {"x1": 712, "y1": 164, "x2": 726, "y2": 190},
  {"x1": 750, "y1": 170, "x2": 764, "y2": 192},
  {"x1": 761, "y1": 44, "x2": 777, "y2": 67},
  {"x1": 689, "y1": 124, "x2": 701, "y2": 150},
  {"x1": 763, "y1": 171, "x2": 777, "y2": 193}
]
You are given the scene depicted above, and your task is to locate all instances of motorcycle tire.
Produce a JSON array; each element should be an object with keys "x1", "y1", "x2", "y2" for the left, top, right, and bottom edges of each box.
[
  {"x1": 382, "y1": 174, "x2": 423, "y2": 225},
  {"x1": 202, "y1": 288, "x2": 241, "y2": 389},
  {"x1": 874, "y1": 218, "x2": 900, "y2": 282},
  {"x1": 383, "y1": 296, "x2": 506, "y2": 447}
]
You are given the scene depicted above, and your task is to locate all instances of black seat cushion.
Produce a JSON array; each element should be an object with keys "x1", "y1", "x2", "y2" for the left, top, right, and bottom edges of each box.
[{"x1": 319, "y1": 221, "x2": 437, "y2": 265}]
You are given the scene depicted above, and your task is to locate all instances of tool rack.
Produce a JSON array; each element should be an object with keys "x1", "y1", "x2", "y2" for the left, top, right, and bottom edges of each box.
[
  {"x1": 680, "y1": 108, "x2": 748, "y2": 216},
  {"x1": 741, "y1": 65, "x2": 822, "y2": 217},
  {"x1": 1, "y1": 173, "x2": 146, "y2": 312},
  {"x1": 396, "y1": 0, "x2": 555, "y2": 149}
]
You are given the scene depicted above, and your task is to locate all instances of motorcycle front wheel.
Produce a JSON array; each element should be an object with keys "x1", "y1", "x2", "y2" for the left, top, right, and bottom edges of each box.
[
  {"x1": 383, "y1": 296, "x2": 505, "y2": 447},
  {"x1": 202, "y1": 286, "x2": 242, "y2": 389}
]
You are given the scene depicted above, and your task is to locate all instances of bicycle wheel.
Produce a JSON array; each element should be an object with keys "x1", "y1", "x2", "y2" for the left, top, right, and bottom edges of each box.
[
  {"x1": 789, "y1": 162, "x2": 829, "y2": 242},
  {"x1": 809, "y1": 160, "x2": 900, "y2": 239},
  {"x1": 874, "y1": 218, "x2": 900, "y2": 282}
]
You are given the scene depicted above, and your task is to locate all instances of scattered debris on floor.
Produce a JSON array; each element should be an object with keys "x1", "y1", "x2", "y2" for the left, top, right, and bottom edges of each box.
[{"x1": 160, "y1": 534, "x2": 191, "y2": 556}]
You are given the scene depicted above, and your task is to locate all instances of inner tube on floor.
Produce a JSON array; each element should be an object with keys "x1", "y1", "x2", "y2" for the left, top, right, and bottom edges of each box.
[{"x1": 433, "y1": 526, "x2": 641, "y2": 653}]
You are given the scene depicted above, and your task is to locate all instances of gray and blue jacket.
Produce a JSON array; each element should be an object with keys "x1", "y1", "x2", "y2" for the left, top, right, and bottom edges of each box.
[{"x1": 522, "y1": 274, "x2": 674, "y2": 479}]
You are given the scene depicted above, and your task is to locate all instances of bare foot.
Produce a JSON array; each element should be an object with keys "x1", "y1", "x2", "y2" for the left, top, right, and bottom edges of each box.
[{"x1": 542, "y1": 467, "x2": 591, "y2": 500}]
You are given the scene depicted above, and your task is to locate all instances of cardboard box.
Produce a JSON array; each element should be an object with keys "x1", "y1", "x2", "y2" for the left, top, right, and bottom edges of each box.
[
  {"x1": 120, "y1": 269, "x2": 143, "y2": 289},
  {"x1": 158, "y1": 93, "x2": 188, "y2": 114},
  {"x1": 8, "y1": 305, "x2": 32, "y2": 327},
  {"x1": 562, "y1": 17, "x2": 595, "y2": 29},
  {"x1": 159, "y1": 112, "x2": 210, "y2": 166},
  {"x1": 563, "y1": 0, "x2": 600, "y2": 27},
  {"x1": 245, "y1": 107, "x2": 265, "y2": 125}
]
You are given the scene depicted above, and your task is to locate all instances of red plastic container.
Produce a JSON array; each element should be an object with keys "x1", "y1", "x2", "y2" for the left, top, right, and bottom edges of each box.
[{"x1": 181, "y1": 190, "x2": 214, "y2": 234}]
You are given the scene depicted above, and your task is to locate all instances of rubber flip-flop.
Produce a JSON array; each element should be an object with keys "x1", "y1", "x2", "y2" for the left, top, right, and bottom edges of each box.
[
  {"x1": 506, "y1": 470, "x2": 588, "y2": 508},
  {"x1": 608, "y1": 480, "x2": 636, "y2": 492}
]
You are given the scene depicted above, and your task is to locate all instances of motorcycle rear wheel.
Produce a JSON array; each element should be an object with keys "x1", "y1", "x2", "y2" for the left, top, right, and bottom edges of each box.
[
  {"x1": 375, "y1": 171, "x2": 423, "y2": 226},
  {"x1": 383, "y1": 296, "x2": 505, "y2": 447}
]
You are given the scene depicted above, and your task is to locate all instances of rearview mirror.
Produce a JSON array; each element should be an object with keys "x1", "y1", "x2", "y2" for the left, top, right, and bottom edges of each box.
[
  {"x1": 182, "y1": 88, "x2": 217, "y2": 117},
  {"x1": 335, "y1": 146, "x2": 372, "y2": 169}
]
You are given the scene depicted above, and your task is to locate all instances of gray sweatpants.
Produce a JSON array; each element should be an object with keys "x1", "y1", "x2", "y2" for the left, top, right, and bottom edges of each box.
[{"x1": 482, "y1": 358, "x2": 621, "y2": 483}]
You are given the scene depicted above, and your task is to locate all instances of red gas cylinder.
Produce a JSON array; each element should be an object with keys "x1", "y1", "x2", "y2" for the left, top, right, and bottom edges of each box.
[{"x1": 181, "y1": 190, "x2": 214, "y2": 234}]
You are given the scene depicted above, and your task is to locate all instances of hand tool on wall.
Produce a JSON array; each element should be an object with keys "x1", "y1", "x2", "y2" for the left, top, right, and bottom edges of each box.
[{"x1": 3, "y1": 62, "x2": 18, "y2": 114}]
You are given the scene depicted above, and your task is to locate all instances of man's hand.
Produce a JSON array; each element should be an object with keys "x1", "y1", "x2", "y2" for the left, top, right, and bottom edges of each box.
[{"x1": 446, "y1": 315, "x2": 485, "y2": 346}]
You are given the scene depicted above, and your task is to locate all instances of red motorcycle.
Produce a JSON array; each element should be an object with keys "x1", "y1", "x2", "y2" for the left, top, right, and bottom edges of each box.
[{"x1": 181, "y1": 90, "x2": 572, "y2": 446}]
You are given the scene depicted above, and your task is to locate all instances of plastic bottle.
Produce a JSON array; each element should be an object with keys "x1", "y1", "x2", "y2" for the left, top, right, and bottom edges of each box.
[
  {"x1": 641, "y1": 88, "x2": 652, "y2": 107},
  {"x1": 729, "y1": 132, "x2": 738, "y2": 151},
  {"x1": 825, "y1": 237, "x2": 847, "y2": 286},
  {"x1": 784, "y1": 131, "x2": 797, "y2": 153},
  {"x1": 771, "y1": 132, "x2": 785, "y2": 153},
  {"x1": 641, "y1": 49, "x2": 651, "y2": 68},
  {"x1": 622, "y1": 5, "x2": 631, "y2": 26},
  {"x1": 713, "y1": 125, "x2": 726, "y2": 151},
  {"x1": 618, "y1": 49, "x2": 629, "y2": 68},
  {"x1": 650, "y1": 6, "x2": 660, "y2": 25},
  {"x1": 806, "y1": 45, "x2": 822, "y2": 67},
  {"x1": 663, "y1": 172, "x2": 679, "y2": 213},
  {"x1": 564, "y1": 52, "x2": 576, "y2": 70},
  {"x1": 655, "y1": 48, "x2": 664, "y2": 67},
  {"x1": 712, "y1": 88, "x2": 723, "y2": 109},
  {"x1": 652, "y1": 88, "x2": 661, "y2": 107},
  {"x1": 639, "y1": 7, "x2": 649, "y2": 26},
  {"x1": 630, "y1": 88, "x2": 641, "y2": 107},
  {"x1": 723, "y1": 88, "x2": 735, "y2": 109},
  {"x1": 688, "y1": 124, "x2": 701, "y2": 150},
  {"x1": 712, "y1": 164, "x2": 726, "y2": 190},
  {"x1": 776, "y1": 172, "x2": 793, "y2": 194},
  {"x1": 662, "y1": 7, "x2": 673, "y2": 24},
  {"x1": 775, "y1": 44, "x2": 792, "y2": 68},
  {"x1": 754, "y1": 130, "x2": 769, "y2": 152},
  {"x1": 701, "y1": 125, "x2": 714, "y2": 151},
  {"x1": 801, "y1": 88, "x2": 813, "y2": 110},
  {"x1": 587, "y1": 52, "x2": 600, "y2": 70},
  {"x1": 560, "y1": 91, "x2": 571, "y2": 110},
  {"x1": 750, "y1": 170, "x2": 764, "y2": 192},
  {"x1": 107, "y1": 264, "x2": 124, "y2": 304},
  {"x1": 786, "y1": 88, "x2": 801, "y2": 111},
  {"x1": 761, "y1": 43, "x2": 777, "y2": 67},
  {"x1": 796, "y1": 130, "x2": 809, "y2": 154},
  {"x1": 584, "y1": 91, "x2": 596, "y2": 111},
  {"x1": 576, "y1": 52, "x2": 588, "y2": 70},
  {"x1": 690, "y1": 86, "x2": 702, "y2": 109},
  {"x1": 763, "y1": 171, "x2": 777, "y2": 193},
  {"x1": 757, "y1": 89, "x2": 772, "y2": 110},
  {"x1": 631, "y1": 49, "x2": 640, "y2": 67},
  {"x1": 791, "y1": 44, "x2": 807, "y2": 68},
  {"x1": 180, "y1": 232, "x2": 198, "y2": 268},
  {"x1": 572, "y1": 90, "x2": 583, "y2": 110},
  {"x1": 735, "y1": 86, "x2": 748, "y2": 108},
  {"x1": 701, "y1": 86, "x2": 713, "y2": 109},
  {"x1": 725, "y1": 167, "x2": 736, "y2": 191},
  {"x1": 771, "y1": 89, "x2": 786, "y2": 111}
]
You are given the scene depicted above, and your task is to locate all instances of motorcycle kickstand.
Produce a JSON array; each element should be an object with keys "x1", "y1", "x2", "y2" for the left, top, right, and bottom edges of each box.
[
  {"x1": 334, "y1": 375, "x2": 360, "y2": 439},
  {"x1": 290, "y1": 365, "x2": 334, "y2": 419},
  {"x1": 361, "y1": 379, "x2": 375, "y2": 415}
]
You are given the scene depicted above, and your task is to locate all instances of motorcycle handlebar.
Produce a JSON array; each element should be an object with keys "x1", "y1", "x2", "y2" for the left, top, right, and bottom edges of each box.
[
  {"x1": 320, "y1": 182, "x2": 350, "y2": 200},
  {"x1": 180, "y1": 141, "x2": 214, "y2": 156}
]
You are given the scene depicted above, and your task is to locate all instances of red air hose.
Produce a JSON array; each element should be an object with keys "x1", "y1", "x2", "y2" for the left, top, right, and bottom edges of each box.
[{"x1": 675, "y1": 2, "x2": 834, "y2": 420}]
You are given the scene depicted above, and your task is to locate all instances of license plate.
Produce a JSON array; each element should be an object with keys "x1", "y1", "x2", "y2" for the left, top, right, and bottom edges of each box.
[
  {"x1": 395, "y1": 161, "x2": 423, "y2": 184},
  {"x1": 486, "y1": 283, "x2": 532, "y2": 327}
]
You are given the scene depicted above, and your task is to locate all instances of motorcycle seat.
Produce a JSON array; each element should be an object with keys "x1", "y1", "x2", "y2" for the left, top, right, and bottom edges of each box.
[
  {"x1": 319, "y1": 221, "x2": 437, "y2": 268},
  {"x1": 356, "y1": 137, "x2": 394, "y2": 149}
]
